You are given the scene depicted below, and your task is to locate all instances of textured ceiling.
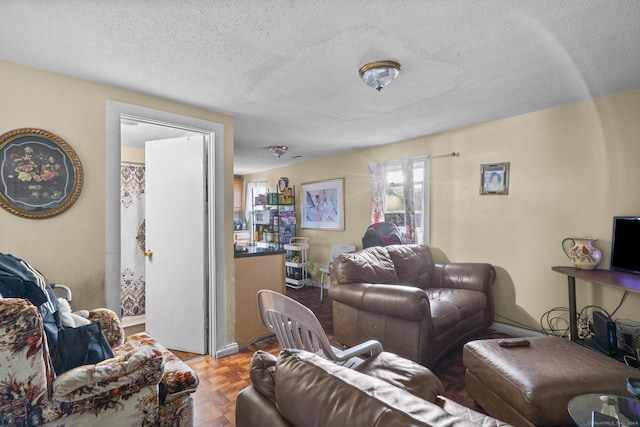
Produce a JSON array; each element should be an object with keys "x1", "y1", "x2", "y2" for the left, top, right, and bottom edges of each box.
[{"x1": 1, "y1": 1, "x2": 639, "y2": 174}]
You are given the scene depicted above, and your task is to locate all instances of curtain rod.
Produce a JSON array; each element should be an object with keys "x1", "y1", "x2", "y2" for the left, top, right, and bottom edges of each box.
[
  {"x1": 121, "y1": 161, "x2": 145, "y2": 166},
  {"x1": 431, "y1": 152, "x2": 460, "y2": 159}
]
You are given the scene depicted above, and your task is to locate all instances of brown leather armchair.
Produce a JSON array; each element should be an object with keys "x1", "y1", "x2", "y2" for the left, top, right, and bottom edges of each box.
[{"x1": 329, "y1": 244, "x2": 495, "y2": 367}]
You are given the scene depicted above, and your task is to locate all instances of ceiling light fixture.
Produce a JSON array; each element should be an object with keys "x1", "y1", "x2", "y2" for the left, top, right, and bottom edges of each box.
[
  {"x1": 269, "y1": 145, "x2": 289, "y2": 158},
  {"x1": 359, "y1": 60, "x2": 401, "y2": 92}
]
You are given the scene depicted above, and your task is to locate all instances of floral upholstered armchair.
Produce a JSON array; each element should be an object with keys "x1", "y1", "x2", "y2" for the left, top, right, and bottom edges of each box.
[{"x1": 0, "y1": 297, "x2": 199, "y2": 426}]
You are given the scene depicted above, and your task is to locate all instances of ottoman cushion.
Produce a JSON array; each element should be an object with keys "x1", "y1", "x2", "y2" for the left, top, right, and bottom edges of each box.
[{"x1": 463, "y1": 336, "x2": 638, "y2": 426}]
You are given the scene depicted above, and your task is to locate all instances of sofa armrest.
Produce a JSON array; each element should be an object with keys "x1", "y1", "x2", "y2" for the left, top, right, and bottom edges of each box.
[
  {"x1": 88, "y1": 308, "x2": 125, "y2": 347},
  {"x1": 236, "y1": 385, "x2": 294, "y2": 427},
  {"x1": 435, "y1": 396, "x2": 512, "y2": 426},
  {"x1": 52, "y1": 344, "x2": 164, "y2": 402},
  {"x1": 117, "y1": 332, "x2": 200, "y2": 403},
  {"x1": 329, "y1": 282, "x2": 429, "y2": 321},
  {"x1": 432, "y1": 263, "x2": 495, "y2": 293}
]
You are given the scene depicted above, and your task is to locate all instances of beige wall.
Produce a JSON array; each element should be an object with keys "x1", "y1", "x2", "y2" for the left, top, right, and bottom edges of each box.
[
  {"x1": 0, "y1": 61, "x2": 236, "y2": 344},
  {"x1": 2, "y1": 57, "x2": 638, "y2": 340},
  {"x1": 121, "y1": 146, "x2": 145, "y2": 164},
  {"x1": 244, "y1": 89, "x2": 640, "y2": 330}
]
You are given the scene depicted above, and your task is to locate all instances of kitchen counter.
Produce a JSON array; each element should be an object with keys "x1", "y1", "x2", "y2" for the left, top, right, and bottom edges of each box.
[
  {"x1": 234, "y1": 246, "x2": 284, "y2": 258},
  {"x1": 235, "y1": 248, "x2": 285, "y2": 347}
]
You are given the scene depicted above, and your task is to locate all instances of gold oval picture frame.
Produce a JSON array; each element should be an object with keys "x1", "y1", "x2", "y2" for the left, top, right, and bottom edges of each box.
[{"x1": 0, "y1": 128, "x2": 83, "y2": 219}]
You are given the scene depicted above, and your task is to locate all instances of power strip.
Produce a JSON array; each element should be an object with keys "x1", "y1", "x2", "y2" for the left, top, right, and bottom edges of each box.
[{"x1": 577, "y1": 316, "x2": 592, "y2": 339}]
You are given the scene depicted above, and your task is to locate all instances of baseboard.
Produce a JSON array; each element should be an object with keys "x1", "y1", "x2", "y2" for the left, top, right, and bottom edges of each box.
[
  {"x1": 215, "y1": 343, "x2": 239, "y2": 358},
  {"x1": 122, "y1": 315, "x2": 146, "y2": 338},
  {"x1": 490, "y1": 322, "x2": 545, "y2": 338},
  {"x1": 121, "y1": 314, "x2": 145, "y2": 328}
]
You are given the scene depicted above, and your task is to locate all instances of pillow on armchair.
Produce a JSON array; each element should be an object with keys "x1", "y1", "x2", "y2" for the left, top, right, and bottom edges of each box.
[
  {"x1": 249, "y1": 350, "x2": 277, "y2": 401},
  {"x1": 57, "y1": 297, "x2": 91, "y2": 327}
]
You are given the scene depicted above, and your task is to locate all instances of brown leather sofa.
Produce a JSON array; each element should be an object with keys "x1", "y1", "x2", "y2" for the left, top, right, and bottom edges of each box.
[
  {"x1": 329, "y1": 244, "x2": 495, "y2": 367},
  {"x1": 236, "y1": 349, "x2": 512, "y2": 427}
]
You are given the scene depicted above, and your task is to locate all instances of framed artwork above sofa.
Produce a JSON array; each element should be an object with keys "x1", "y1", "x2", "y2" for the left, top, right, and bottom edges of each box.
[{"x1": 301, "y1": 178, "x2": 344, "y2": 230}]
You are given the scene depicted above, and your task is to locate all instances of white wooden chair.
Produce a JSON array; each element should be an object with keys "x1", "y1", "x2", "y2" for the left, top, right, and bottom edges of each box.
[{"x1": 257, "y1": 289, "x2": 382, "y2": 368}]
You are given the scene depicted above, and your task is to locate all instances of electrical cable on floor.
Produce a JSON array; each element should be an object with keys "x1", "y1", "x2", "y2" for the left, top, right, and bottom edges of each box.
[
  {"x1": 538, "y1": 291, "x2": 630, "y2": 339},
  {"x1": 540, "y1": 307, "x2": 570, "y2": 337}
]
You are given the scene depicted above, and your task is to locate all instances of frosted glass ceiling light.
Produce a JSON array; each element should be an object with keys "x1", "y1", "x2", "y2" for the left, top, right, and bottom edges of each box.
[
  {"x1": 359, "y1": 60, "x2": 401, "y2": 91},
  {"x1": 269, "y1": 145, "x2": 289, "y2": 158}
]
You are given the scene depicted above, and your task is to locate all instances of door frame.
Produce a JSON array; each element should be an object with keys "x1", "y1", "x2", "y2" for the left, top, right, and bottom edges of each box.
[{"x1": 105, "y1": 100, "x2": 228, "y2": 356}]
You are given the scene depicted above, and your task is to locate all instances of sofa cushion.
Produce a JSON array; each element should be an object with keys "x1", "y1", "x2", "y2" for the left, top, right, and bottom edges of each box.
[
  {"x1": 249, "y1": 350, "x2": 277, "y2": 401},
  {"x1": 354, "y1": 351, "x2": 444, "y2": 403},
  {"x1": 332, "y1": 246, "x2": 398, "y2": 285},
  {"x1": 274, "y1": 349, "x2": 482, "y2": 427},
  {"x1": 386, "y1": 244, "x2": 434, "y2": 287}
]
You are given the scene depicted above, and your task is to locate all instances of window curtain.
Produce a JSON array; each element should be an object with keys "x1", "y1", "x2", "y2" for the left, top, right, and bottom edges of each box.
[
  {"x1": 120, "y1": 163, "x2": 146, "y2": 317},
  {"x1": 368, "y1": 157, "x2": 427, "y2": 245},
  {"x1": 401, "y1": 157, "x2": 416, "y2": 244},
  {"x1": 368, "y1": 162, "x2": 386, "y2": 224}
]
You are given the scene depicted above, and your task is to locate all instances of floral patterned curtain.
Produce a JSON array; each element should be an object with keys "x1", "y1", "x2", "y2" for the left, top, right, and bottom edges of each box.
[
  {"x1": 368, "y1": 158, "x2": 421, "y2": 244},
  {"x1": 401, "y1": 157, "x2": 416, "y2": 244},
  {"x1": 120, "y1": 163, "x2": 146, "y2": 317},
  {"x1": 368, "y1": 162, "x2": 386, "y2": 224}
]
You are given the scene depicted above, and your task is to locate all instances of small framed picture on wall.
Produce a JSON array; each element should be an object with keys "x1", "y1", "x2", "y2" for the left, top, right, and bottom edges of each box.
[{"x1": 480, "y1": 162, "x2": 509, "y2": 195}]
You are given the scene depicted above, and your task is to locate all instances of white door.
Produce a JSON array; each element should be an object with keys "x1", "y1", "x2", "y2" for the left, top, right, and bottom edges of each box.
[{"x1": 145, "y1": 135, "x2": 207, "y2": 354}]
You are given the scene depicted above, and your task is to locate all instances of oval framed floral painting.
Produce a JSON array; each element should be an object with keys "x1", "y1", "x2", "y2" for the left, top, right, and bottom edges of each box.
[{"x1": 0, "y1": 128, "x2": 83, "y2": 219}]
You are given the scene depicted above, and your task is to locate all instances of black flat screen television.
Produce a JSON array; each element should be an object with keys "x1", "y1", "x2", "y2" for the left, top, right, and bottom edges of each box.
[{"x1": 610, "y1": 216, "x2": 640, "y2": 275}]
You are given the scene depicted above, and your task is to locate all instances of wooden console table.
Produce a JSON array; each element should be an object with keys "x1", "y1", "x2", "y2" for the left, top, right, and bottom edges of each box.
[{"x1": 552, "y1": 266, "x2": 640, "y2": 341}]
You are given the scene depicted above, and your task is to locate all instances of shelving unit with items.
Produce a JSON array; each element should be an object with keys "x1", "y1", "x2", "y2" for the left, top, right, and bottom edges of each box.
[
  {"x1": 285, "y1": 237, "x2": 310, "y2": 289},
  {"x1": 252, "y1": 183, "x2": 297, "y2": 248},
  {"x1": 251, "y1": 190, "x2": 277, "y2": 248}
]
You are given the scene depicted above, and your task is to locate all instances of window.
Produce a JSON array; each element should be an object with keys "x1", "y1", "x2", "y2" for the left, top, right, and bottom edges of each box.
[
  {"x1": 369, "y1": 156, "x2": 430, "y2": 244},
  {"x1": 245, "y1": 180, "x2": 267, "y2": 228}
]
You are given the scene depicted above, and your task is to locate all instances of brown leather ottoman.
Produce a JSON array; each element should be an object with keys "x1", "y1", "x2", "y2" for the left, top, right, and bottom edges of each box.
[{"x1": 463, "y1": 336, "x2": 638, "y2": 426}]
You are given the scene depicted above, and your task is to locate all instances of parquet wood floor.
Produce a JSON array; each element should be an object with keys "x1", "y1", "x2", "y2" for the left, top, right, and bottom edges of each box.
[{"x1": 175, "y1": 286, "x2": 509, "y2": 426}]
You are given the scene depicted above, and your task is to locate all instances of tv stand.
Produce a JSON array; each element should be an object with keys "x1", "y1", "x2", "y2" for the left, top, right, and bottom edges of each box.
[{"x1": 551, "y1": 266, "x2": 640, "y2": 341}]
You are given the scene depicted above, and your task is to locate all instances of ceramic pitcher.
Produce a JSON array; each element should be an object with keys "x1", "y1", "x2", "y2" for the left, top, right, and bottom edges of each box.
[{"x1": 562, "y1": 238, "x2": 602, "y2": 270}]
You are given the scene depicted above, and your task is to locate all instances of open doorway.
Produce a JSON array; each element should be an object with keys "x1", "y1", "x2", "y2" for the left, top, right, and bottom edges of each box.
[
  {"x1": 119, "y1": 118, "x2": 202, "y2": 333},
  {"x1": 106, "y1": 100, "x2": 231, "y2": 357}
]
